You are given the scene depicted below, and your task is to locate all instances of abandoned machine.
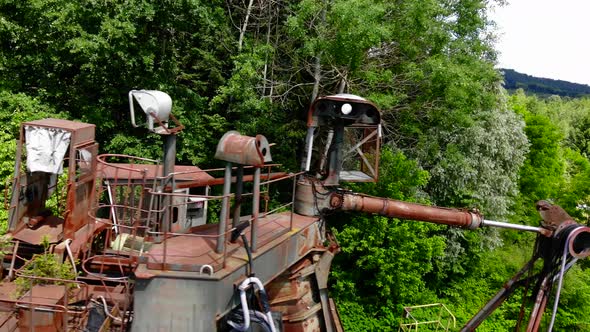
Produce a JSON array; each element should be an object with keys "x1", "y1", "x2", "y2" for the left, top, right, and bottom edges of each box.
[{"x1": 1, "y1": 90, "x2": 589, "y2": 331}]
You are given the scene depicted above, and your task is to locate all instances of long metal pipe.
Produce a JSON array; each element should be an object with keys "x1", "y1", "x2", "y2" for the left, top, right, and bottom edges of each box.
[
  {"x1": 232, "y1": 165, "x2": 244, "y2": 227},
  {"x1": 482, "y1": 219, "x2": 552, "y2": 236},
  {"x1": 172, "y1": 171, "x2": 287, "y2": 190},
  {"x1": 162, "y1": 134, "x2": 177, "y2": 178},
  {"x1": 341, "y1": 193, "x2": 483, "y2": 229},
  {"x1": 303, "y1": 127, "x2": 315, "y2": 171},
  {"x1": 461, "y1": 257, "x2": 537, "y2": 331},
  {"x1": 250, "y1": 167, "x2": 261, "y2": 252},
  {"x1": 339, "y1": 193, "x2": 555, "y2": 236},
  {"x1": 161, "y1": 134, "x2": 176, "y2": 237},
  {"x1": 217, "y1": 162, "x2": 232, "y2": 254}
]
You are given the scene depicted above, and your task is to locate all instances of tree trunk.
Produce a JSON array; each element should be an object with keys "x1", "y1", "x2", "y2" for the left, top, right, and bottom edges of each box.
[{"x1": 238, "y1": 0, "x2": 255, "y2": 52}]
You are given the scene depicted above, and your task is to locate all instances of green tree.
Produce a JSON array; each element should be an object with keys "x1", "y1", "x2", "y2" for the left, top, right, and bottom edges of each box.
[
  {"x1": 508, "y1": 92, "x2": 569, "y2": 226},
  {"x1": 331, "y1": 148, "x2": 444, "y2": 328},
  {"x1": 0, "y1": 0, "x2": 233, "y2": 164}
]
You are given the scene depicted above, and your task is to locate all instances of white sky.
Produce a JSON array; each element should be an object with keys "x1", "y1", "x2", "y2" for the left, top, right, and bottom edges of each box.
[{"x1": 489, "y1": 0, "x2": 590, "y2": 86}]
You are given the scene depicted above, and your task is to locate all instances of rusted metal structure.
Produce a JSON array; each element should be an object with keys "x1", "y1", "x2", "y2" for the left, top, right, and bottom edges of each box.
[
  {"x1": 8, "y1": 119, "x2": 100, "y2": 246},
  {"x1": 0, "y1": 92, "x2": 588, "y2": 331}
]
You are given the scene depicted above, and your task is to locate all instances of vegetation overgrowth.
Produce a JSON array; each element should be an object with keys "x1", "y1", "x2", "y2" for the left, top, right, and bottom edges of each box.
[
  {"x1": 502, "y1": 68, "x2": 590, "y2": 98},
  {"x1": 1, "y1": 0, "x2": 590, "y2": 330}
]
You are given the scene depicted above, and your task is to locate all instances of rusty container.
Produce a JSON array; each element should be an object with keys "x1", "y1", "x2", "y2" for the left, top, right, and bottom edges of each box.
[{"x1": 214, "y1": 131, "x2": 272, "y2": 167}]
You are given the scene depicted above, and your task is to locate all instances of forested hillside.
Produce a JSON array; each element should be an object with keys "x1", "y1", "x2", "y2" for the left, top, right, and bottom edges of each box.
[
  {"x1": 502, "y1": 68, "x2": 590, "y2": 97},
  {"x1": 1, "y1": 0, "x2": 590, "y2": 330}
]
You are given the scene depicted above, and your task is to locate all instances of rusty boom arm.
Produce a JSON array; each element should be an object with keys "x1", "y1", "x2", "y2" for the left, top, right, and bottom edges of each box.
[
  {"x1": 294, "y1": 175, "x2": 590, "y2": 331},
  {"x1": 336, "y1": 191, "x2": 553, "y2": 236}
]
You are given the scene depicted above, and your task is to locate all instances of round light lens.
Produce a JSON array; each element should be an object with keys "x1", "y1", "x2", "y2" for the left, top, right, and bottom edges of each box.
[{"x1": 341, "y1": 103, "x2": 352, "y2": 115}]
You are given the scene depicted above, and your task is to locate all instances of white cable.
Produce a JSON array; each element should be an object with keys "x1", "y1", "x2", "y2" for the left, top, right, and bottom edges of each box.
[
  {"x1": 228, "y1": 288, "x2": 250, "y2": 331},
  {"x1": 105, "y1": 181, "x2": 119, "y2": 235},
  {"x1": 64, "y1": 239, "x2": 79, "y2": 287},
  {"x1": 547, "y1": 232, "x2": 573, "y2": 332},
  {"x1": 228, "y1": 277, "x2": 277, "y2": 332},
  {"x1": 98, "y1": 296, "x2": 123, "y2": 323}
]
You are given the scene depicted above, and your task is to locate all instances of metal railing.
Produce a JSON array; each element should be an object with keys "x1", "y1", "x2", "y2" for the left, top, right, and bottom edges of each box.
[
  {"x1": 398, "y1": 303, "x2": 456, "y2": 332},
  {"x1": 89, "y1": 154, "x2": 301, "y2": 275}
]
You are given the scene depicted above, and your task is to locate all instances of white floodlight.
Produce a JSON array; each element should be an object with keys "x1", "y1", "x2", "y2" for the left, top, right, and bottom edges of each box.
[
  {"x1": 341, "y1": 103, "x2": 352, "y2": 115},
  {"x1": 129, "y1": 90, "x2": 172, "y2": 133}
]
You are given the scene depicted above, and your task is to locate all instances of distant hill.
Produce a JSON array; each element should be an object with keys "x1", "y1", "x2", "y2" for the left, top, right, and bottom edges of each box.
[{"x1": 501, "y1": 68, "x2": 590, "y2": 98}]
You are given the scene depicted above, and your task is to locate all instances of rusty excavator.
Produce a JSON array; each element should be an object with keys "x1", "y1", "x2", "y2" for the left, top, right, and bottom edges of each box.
[{"x1": 0, "y1": 91, "x2": 589, "y2": 331}]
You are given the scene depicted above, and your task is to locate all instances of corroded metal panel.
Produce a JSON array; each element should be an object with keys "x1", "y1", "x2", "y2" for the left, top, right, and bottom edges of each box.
[
  {"x1": 132, "y1": 277, "x2": 227, "y2": 331},
  {"x1": 22, "y1": 118, "x2": 95, "y2": 146},
  {"x1": 9, "y1": 118, "x2": 98, "y2": 245},
  {"x1": 131, "y1": 214, "x2": 324, "y2": 332},
  {"x1": 17, "y1": 285, "x2": 67, "y2": 332},
  {"x1": 12, "y1": 216, "x2": 63, "y2": 245}
]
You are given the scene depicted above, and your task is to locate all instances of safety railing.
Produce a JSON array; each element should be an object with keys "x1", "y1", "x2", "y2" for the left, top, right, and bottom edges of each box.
[
  {"x1": 6, "y1": 271, "x2": 90, "y2": 332},
  {"x1": 398, "y1": 303, "x2": 456, "y2": 332},
  {"x1": 89, "y1": 154, "x2": 301, "y2": 275}
]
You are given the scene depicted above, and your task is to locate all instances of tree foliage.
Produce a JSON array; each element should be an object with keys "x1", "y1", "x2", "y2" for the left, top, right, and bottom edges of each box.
[
  {"x1": 331, "y1": 148, "x2": 444, "y2": 328},
  {"x1": 0, "y1": 0, "x2": 232, "y2": 164},
  {"x1": 503, "y1": 68, "x2": 590, "y2": 98}
]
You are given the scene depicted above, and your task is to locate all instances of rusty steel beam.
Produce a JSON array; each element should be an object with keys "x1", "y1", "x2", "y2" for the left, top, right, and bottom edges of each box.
[
  {"x1": 526, "y1": 276, "x2": 551, "y2": 332},
  {"x1": 171, "y1": 171, "x2": 288, "y2": 190},
  {"x1": 339, "y1": 193, "x2": 483, "y2": 229},
  {"x1": 461, "y1": 257, "x2": 537, "y2": 331}
]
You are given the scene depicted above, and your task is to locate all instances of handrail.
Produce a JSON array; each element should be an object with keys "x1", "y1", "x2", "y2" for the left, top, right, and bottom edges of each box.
[
  {"x1": 398, "y1": 303, "x2": 456, "y2": 332},
  {"x1": 90, "y1": 159, "x2": 300, "y2": 274}
]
